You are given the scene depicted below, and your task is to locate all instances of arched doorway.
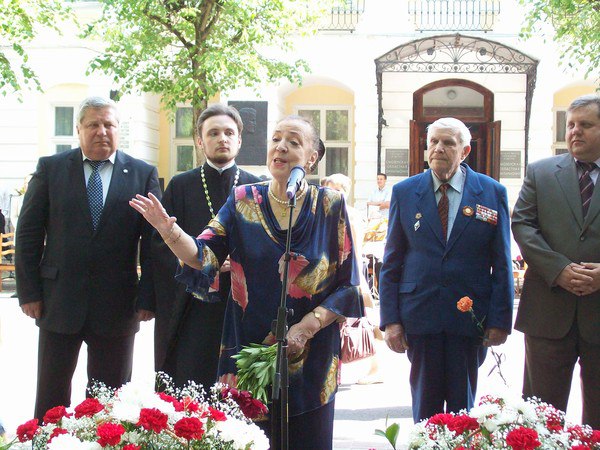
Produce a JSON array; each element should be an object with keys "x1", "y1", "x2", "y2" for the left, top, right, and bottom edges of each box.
[{"x1": 410, "y1": 79, "x2": 501, "y2": 179}]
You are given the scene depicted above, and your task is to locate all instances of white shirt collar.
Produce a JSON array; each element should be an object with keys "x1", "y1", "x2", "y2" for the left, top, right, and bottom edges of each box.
[
  {"x1": 206, "y1": 159, "x2": 235, "y2": 174},
  {"x1": 82, "y1": 150, "x2": 117, "y2": 164}
]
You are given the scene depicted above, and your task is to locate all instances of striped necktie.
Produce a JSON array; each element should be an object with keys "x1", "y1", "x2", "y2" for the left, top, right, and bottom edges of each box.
[
  {"x1": 438, "y1": 183, "x2": 449, "y2": 241},
  {"x1": 578, "y1": 161, "x2": 597, "y2": 217},
  {"x1": 87, "y1": 160, "x2": 108, "y2": 230}
]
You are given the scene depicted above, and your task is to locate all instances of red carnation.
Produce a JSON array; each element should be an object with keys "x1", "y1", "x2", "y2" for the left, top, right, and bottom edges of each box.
[
  {"x1": 174, "y1": 417, "x2": 205, "y2": 441},
  {"x1": 208, "y1": 406, "x2": 227, "y2": 422},
  {"x1": 123, "y1": 445, "x2": 141, "y2": 450},
  {"x1": 48, "y1": 428, "x2": 68, "y2": 442},
  {"x1": 591, "y1": 430, "x2": 600, "y2": 443},
  {"x1": 97, "y1": 422, "x2": 126, "y2": 447},
  {"x1": 222, "y1": 387, "x2": 268, "y2": 419},
  {"x1": 16, "y1": 418, "x2": 39, "y2": 442},
  {"x1": 74, "y1": 397, "x2": 104, "y2": 418},
  {"x1": 506, "y1": 426, "x2": 541, "y2": 450},
  {"x1": 571, "y1": 446, "x2": 591, "y2": 450},
  {"x1": 426, "y1": 413, "x2": 454, "y2": 427},
  {"x1": 43, "y1": 405, "x2": 69, "y2": 424},
  {"x1": 158, "y1": 392, "x2": 184, "y2": 412},
  {"x1": 447, "y1": 414, "x2": 479, "y2": 435},
  {"x1": 182, "y1": 396, "x2": 200, "y2": 413},
  {"x1": 137, "y1": 407, "x2": 169, "y2": 433}
]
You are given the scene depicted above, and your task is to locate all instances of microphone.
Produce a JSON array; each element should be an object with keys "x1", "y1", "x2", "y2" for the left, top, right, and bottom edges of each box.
[{"x1": 286, "y1": 166, "x2": 306, "y2": 200}]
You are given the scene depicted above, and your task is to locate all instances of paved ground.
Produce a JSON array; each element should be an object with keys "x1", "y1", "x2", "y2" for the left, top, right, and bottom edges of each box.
[{"x1": 0, "y1": 278, "x2": 583, "y2": 449}]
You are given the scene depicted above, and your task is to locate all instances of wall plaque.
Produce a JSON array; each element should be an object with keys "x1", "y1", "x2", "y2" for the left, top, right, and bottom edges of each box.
[
  {"x1": 500, "y1": 150, "x2": 521, "y2": 179},
  {"x1": 385, "y1": 148, "x2": 409, "y2": 177}
]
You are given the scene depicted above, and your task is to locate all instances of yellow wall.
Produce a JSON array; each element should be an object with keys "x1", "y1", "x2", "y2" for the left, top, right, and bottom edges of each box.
[
  {"x1": 554, "y1": 85, "x2": 597, "y2": 107},
  {"x1": 284, "y1": 85, "x2": 353, "y2": 114}
]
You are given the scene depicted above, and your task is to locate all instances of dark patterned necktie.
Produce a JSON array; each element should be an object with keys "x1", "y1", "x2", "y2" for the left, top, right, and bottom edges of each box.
[
  {"x1": 438, "y1": 183, "x2": 449, "y2": 241},
  {"x1": 87, "y1": 160, "x2": 108, "y2": 230},
  {"x1": 578, "y1": 161, "x2": 597, "y2": 217}
]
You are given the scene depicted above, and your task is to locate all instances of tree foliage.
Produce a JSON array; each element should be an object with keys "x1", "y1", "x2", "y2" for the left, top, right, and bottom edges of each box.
[
  {"x1": 0, "y1": 0, "x2": 73, "y2": 99},
  {"x1": 84, "y1": 0, "x2": 329, "y2": 156},
  {"x1": 519, "y1": 0, "x2": 600, "y2": 80}
]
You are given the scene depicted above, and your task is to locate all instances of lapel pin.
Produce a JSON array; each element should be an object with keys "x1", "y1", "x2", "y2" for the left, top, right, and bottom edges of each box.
[
  {"x1": 463, "y1": 206, "x2": 474, "y2": 216},
  {"x1": 414, "y1": 220, "x2": 420, "y2": 231},
  {"x1": 123, "y1": 169, "x2": 128, "y2": 173},
  {"x1": 415, "y1": 212, "x2": 422, "y2": 219}
]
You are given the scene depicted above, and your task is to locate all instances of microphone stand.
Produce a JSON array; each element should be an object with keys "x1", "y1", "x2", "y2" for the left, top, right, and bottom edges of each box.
[{"x1": 271, "y1": 194, "x2": 297, "y2": 450}]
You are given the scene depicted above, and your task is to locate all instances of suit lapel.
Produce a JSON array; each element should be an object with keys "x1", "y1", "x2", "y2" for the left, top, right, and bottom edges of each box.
[
  {"x1": 68, "y1": 149, "x2": 94, "y2": 230},
  {"x1": 555, "y1": 156, "x2": 584, "y2": 228},
  {"x1": 415, "y1": 170, "x2": 446, "y2": 245},
  {"x1": 446, "y1": 165, "x2": 482, "y2": 254},
  {"x1": 97, "y1": 150, "x2": 127, "y2": 232}
]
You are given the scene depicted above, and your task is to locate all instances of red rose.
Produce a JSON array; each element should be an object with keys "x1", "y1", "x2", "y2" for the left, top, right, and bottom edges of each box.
[
  {"x1": 208, "y1": 407, "x2": 227, "y2": 422},
  {"x1": 123, "y1": 445, "x2": 141, "y2": 450},
  {"x1": 43, "y1": 405, "x2": 70, "y2": 424},
  {"x1": 447, "y1": 415, "x2": 479, "y2": 435},
  {"x1": 48, "y1": 428, "x2": 68, "y2": 442},
  {"x1": 137, "y1": 408, "x2": 169, "y2": 433},
  {"x1": 222, "y1": 387, "x2": 268, "y2": 419},
  {"x1": 426, "y1": 413, "x2": 454, "y2": 427},
  {"x1": 97, "y1": 422, "x2": 126, "y2": 447},
  {"x1": 74, "y1": 397, "x2": 104, "y2": 418},
  {"x1": 506, "y1": 426, "x2": 541, "y2": 450},
  {"x1": 16, "y1": 418, "x2": 39, "y2": 442},
  {"x1": 158, "y1": 392, "x2": 184, "y2": 412},
  {"x1": 174, "y1": 417, "x2": 205, "y2": 441}
]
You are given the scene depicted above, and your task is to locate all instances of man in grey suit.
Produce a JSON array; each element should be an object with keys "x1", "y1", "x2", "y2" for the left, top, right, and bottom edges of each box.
[
  {"x1": 512, "y1": 93, "x2": 600, "y2": 429},
  {"x1": 16, "y1": 96, "x2": 161, "y2": 420}
]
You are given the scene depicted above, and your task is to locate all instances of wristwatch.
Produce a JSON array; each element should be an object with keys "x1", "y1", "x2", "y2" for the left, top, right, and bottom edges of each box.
[{"x1": 311, "y1": 309, "x2": 324, "y2": 329}]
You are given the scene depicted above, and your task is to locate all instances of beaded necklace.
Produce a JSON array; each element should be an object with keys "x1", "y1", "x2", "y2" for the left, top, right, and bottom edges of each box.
[
  {"x1": 268, "y1": 181, "x2": 307, "y2": 218},
  {"x1": 201, "y1": 164, "x2": 240, "y2": 218}
]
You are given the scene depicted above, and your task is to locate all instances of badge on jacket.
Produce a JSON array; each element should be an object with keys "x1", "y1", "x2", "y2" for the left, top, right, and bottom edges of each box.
[{"x1": 475, "y1": 204, "x2": 498, "y2": 225}]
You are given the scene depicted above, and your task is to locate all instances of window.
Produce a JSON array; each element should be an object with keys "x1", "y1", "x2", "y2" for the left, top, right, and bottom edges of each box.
[
  {"x1": 297, "y1": 107, "x2": 351, "y2": 181},
  {"x1": 52, "y1": 105, "x2": 79, "y2": 153},
  {"x1": 553, "y1": 109, "x2": 568, "y2": 155},
  {"x1": 172, "y1": 107, "x2": 197, "y2": 174}
]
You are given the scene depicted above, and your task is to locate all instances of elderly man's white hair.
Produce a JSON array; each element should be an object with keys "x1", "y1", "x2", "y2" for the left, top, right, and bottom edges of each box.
[
  {"x1": 427, "y1": 117, "x2": 472, "y2": 148},
  {"x1": 77, "y1": 96, "x2": 120, "y2": 124}
]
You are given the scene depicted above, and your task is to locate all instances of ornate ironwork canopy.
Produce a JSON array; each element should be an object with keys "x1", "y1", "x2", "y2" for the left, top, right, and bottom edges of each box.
[{"x1": 374, "y1": 33, "x2": 539, "y2": 172}]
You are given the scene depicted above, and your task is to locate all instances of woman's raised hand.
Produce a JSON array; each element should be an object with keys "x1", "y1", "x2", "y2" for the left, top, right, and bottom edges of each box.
[{"x1": 129, "y1": 192, "x2": 176, "y2": 235}]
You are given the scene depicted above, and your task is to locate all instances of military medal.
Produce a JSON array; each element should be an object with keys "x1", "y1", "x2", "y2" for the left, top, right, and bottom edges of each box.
[{"x1": 463, "y1": 206, "x2": 474, "y2": 217}]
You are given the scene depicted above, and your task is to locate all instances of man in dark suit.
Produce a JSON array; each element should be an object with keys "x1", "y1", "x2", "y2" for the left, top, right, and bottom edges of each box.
[
  {"x1": 512, "y1": 94, "x2": 600, "y2": 429},
  {"x1": 16, "y1": 96, "x2": 160, "y2": 420},
  {"x1": 379, "y1": 117, "x2": 513, "y2": 422},
  {"x1": 153, "y1": 104, "x2": 260, "y2": 388}
]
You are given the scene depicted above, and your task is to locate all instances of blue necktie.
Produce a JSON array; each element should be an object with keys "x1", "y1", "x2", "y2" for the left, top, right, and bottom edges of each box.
[{"x1": 87, "y1": 160, "x2": 107, "y2": 230}]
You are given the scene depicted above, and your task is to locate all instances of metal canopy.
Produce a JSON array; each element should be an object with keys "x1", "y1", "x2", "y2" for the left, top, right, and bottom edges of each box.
[{"x1": 375, "y1": 33, "x2": 539, "y2": 172}]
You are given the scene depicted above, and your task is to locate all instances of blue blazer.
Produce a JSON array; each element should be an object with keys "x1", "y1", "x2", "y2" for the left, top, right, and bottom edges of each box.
[{"x1": 379, "y1": 164, "x2": 513, "y2": 337}]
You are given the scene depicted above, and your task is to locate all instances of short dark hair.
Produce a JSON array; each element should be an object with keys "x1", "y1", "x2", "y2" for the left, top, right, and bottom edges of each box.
[
  {"x1": 568, "y1": 94, "x2": 600, "y2": 118},
  {"x1": 196, "y1": 104, "x2": 244, "y2": 135},
  {"x1": 377, "y1": 173, "x2": 387, "y2": 179}
]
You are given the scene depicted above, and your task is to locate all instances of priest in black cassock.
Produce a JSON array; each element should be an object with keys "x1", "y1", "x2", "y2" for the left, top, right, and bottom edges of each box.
[{"x1": 152, "y1": 104, "x2": 260, "y2": 388}]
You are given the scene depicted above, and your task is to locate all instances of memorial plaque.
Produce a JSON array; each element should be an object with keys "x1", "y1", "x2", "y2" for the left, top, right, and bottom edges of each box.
[
  {"x1": 385, "y1": 148, "x2": 409, "y2": 177},
  {"x1": 500, "y1": 150, "x2": 522, "y2": 179},
  {"x1": 228, "y1": 101, "x2": 267, "y2": 165}
]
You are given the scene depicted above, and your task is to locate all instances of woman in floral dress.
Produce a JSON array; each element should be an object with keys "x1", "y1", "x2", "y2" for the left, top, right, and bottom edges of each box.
[{"x1": 130, "y1": 115, "x2": 363, "y2": 449}]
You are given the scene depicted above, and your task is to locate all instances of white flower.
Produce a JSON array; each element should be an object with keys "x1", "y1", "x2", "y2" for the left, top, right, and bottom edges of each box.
[
  {"x1": 505, "y1": 395, "x2": 537, "y2": 422},
  {"x1": 214, "y1": 417, "x2": 269, "y2": 450},
  {"x1": 47, "y1": 434, "x2": 101, "y2": 450}
]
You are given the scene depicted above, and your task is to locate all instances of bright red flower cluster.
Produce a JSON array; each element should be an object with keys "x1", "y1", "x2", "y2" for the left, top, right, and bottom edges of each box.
[
  {"x1": 97, "y1": 422, "x2": 126, "y2": 446},
  {"x1": 506, "y1": 426, "x2": 541, "y2": 450},
  {"x1": 16, "y1": 419, "x2": 39, "y2": 443},
  {"x1": 43, "y1": 405, "x2": 70, "y2": 424},
  {"x1": 137, "y1": 407, "x2": 169, "y2": 433},
  {"x1": 74, "y1": 397, "x2": 104, "y2": 418},
  {"x1": 173, "y1": 417, "x2": 205, "y2": 441}
]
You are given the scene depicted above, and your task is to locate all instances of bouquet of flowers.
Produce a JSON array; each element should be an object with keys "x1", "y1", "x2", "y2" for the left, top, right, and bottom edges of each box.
[
  {"x1": 2, "y1": 373, "x2": 269, "y2": 450},
  {"x1": 407, "y1": 395, "x2": 600, "y2": 449}
]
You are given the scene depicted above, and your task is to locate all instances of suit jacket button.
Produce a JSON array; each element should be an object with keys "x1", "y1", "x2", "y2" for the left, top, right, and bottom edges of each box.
[{"x1": 580, "y1": 236, "x2": 585, "y2": 241}]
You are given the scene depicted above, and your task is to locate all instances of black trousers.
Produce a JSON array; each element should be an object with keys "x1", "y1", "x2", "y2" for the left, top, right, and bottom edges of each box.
[{"x1": 35, "y1": 328, "x2": 135, "y2": 421}]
